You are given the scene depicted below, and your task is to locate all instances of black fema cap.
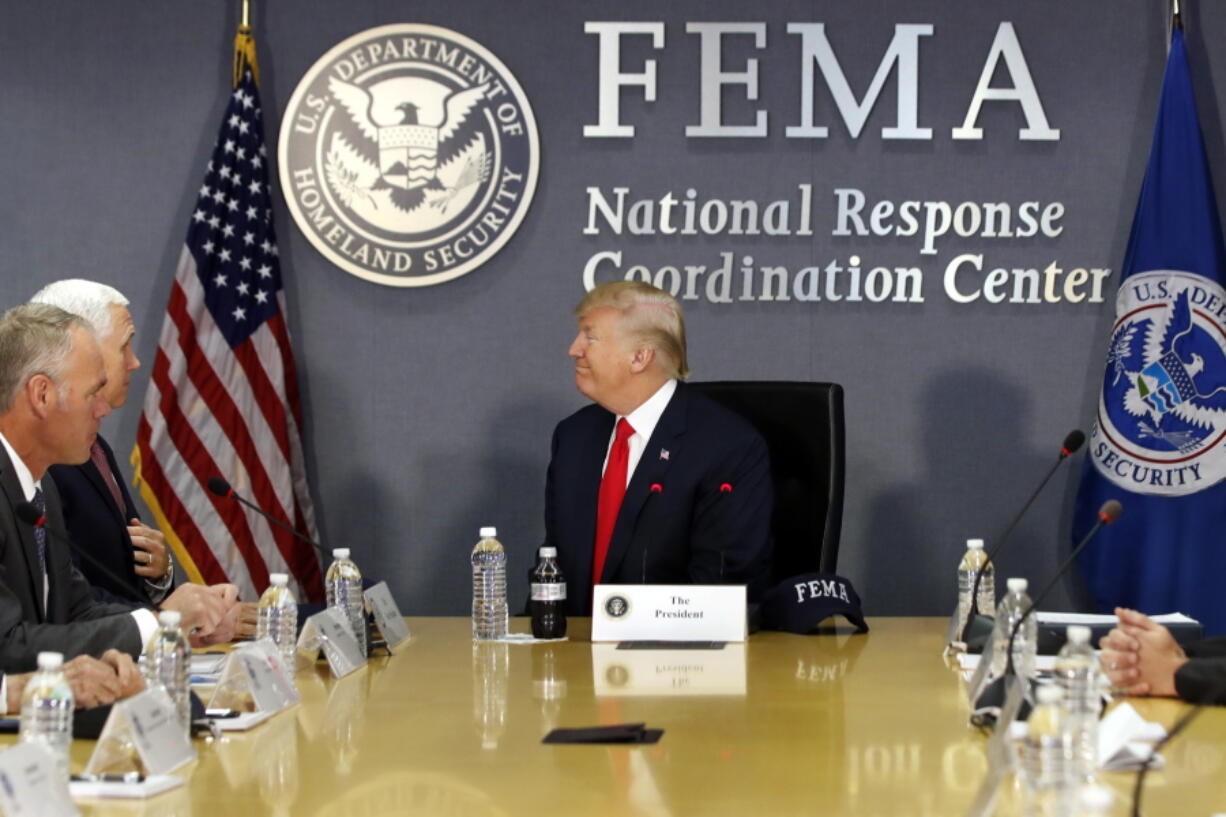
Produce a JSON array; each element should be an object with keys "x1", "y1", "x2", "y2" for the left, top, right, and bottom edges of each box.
[{"x1": 760, "y1": 573, "x2": 869, "y2": 634}]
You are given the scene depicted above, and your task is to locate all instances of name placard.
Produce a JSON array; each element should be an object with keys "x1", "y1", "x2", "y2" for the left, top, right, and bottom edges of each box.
[
  {"x1": 0, "y1": 743, "x2": 78, "y2": 817},
  {"x1": 304, "y1": 608, "x2": 367, "y2": 677},
  {"x1": 363, "y1": 581, "x2": 411, "y2": 652},
  {"x1": 590, "y1": 585, "x2": 747, "y2": 642},
  {"x1": 86, "y1": 687, "x2": 195, "y2": 777}
]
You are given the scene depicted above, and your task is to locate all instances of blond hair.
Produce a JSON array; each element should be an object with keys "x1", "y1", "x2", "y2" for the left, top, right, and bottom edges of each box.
[{"x1": 575, "y1": 281, "x2": 689, "y2": 379}]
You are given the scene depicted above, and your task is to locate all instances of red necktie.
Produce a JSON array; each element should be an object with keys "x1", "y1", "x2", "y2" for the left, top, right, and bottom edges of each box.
[{"x1": 593, "y1": 418, "x2": 635, "y2": 587}]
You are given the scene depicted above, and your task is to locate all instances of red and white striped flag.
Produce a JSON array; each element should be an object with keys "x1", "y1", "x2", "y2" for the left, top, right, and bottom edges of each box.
[{"x1": 132, "y1": 25, "x2": 322, "y2": 603}]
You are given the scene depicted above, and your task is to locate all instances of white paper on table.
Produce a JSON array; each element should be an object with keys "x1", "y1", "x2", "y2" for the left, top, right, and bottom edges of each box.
[
  {"x1": 957, "y1": 653, "x2": 1057, "y2": 680},
  {"x1": 1035, "y1": 611, "x2": 1198, "y2": 626},
  {"x1": 1097, "y1": 702, "x2": 1167, "y2": 771},
  {"x1": 69, "y1": 774, "x2": 184, "y2": 800}
]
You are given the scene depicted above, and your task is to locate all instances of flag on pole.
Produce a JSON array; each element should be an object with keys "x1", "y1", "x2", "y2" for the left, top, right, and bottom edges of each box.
[
  {"x1": 1075, "y1": 27, "x2": 1226, "y2": 633},
  {"x1": 132, "y1": 24, "x2": 323, "y2": 603}
]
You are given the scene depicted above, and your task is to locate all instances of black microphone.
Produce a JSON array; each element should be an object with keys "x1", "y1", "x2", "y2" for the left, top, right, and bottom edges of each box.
[
  {"x1": 641, "y1": 482, "x2": 663, "y2": 584},
  {"x1": 15, "y1": 501, "x2": 154, "y2": 608},
  {"x1": 207, "y1": 476, "x2": 328, "y2": 562},
  {"x1": 1003, "y1": 499, "x2": 1122, "y2": 681},
  {"x1": 961, "y1": 429, "x2": 1086, "y2": 645}
]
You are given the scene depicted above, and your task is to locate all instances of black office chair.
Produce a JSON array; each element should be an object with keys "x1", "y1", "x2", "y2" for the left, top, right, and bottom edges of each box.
[{"x1": 688, "y1": 381, "x2": 845, "y2": 583}]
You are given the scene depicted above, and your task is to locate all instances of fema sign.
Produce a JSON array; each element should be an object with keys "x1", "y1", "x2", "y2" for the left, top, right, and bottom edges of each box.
[
  {"x1": 278, "y1": 24, "x2": 539, "y2": 287},
  {"x1": 1091, "y1": 270, "x2": 1226, "y2": 496}
]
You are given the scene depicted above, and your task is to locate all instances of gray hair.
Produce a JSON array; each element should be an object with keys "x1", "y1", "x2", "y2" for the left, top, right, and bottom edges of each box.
[
  {"x1": 574, "y1": 281, "x2": 690, "y2": 379},
  {"x1": 0, "y1": 304, "x2": 94, "y2": 412},
  {"x1": 31, "y1": 279, "x2": 129, "y2": 339}
]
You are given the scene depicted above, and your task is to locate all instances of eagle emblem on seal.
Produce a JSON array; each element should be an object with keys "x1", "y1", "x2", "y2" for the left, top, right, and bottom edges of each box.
[{"x1": 325, "y1": 76, "x2": 492, "y2": 216}]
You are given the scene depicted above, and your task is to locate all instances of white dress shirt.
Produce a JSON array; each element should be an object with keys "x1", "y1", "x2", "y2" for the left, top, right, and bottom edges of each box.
[
  {"x1": 0, "y1": 431, "x2": 158, "y2": 647},
  {"x1": 602, "y1": 379, "x2": 677, "y2": 487}
]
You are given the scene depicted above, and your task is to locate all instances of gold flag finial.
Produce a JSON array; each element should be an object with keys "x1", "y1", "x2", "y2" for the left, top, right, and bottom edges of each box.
[{"x1": 233, "y1": 0, "x2": 259, "y2": 88}]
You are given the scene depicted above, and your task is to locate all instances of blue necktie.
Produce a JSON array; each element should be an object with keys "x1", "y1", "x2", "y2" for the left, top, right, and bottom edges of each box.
[{"x1": 32, "y1": 487, "x2": 46, "y2": 578}]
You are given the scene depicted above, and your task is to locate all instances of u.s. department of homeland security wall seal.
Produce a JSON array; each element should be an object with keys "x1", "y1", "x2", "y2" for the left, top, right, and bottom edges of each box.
[
  {"x1": 278, "y1": 24, "x2": 538, "y2": 287},
  {"x1": 1091, "y1": 270, "x2": 1226, "y2": 496}
]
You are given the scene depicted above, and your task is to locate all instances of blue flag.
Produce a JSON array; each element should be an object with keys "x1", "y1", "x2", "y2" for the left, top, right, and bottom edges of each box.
[{"x1": 1076, "y1": 29, "x2": 1226, "y2": 634}]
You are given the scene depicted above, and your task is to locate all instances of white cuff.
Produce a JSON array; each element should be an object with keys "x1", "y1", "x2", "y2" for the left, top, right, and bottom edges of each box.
[{"x1": 131, "y1": 608, "x2": 160, "y2": 650}]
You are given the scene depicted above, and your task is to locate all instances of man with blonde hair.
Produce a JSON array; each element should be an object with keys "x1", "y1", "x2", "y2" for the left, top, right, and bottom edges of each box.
[{"x1": 544, "y1": 280, "x2": 772, "y2": 615}]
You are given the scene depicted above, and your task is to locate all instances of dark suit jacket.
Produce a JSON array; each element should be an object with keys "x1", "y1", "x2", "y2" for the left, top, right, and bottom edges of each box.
[
  {"x1": 0, "y1": 444, "x2": 141, "y2": 672},
  {"x1": 48, "y1": 434, "x2": 153, "y2": 606},
  {"x1": 544, "y1": 381, "x2": 773, "y2": 615},
  {"x1": 1174, "y1": 637, "x2": 1226, "y2": 703}
]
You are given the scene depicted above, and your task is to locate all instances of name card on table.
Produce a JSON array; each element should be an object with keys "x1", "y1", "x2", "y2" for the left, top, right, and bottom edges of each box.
[
  {"x1": 592, "y1": 642, "x2": 747, "y2": 696},
  {"x1": 85, "y1": 687, "x2": 195, "y2": 777},
  {"x1": 363, "y1": 581, "x2": 412, "y2": 652},
  {"x1": 300, "y1": 608, "x2": 366, "y2": 677},
  {"x1": 208, "y1": 639, "x2": 300, "y2": 729},
  {"x1": 0, "y1": 743, "x2": 79, "y2": 817},
  {"x1": 590, "y1": 585, "x2": 747, "y2": 643}
]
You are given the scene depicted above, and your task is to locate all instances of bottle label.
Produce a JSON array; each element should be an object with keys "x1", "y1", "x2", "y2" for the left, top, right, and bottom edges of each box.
[{"x1": 531, "y1": 582, "x2": 566, "y2": 601}]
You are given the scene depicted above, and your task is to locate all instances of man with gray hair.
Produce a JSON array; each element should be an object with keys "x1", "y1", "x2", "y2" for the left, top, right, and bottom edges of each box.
[
  {"x1": 31, "y1": 280, "x2": 173, "y2": 605},
  {"x1": 32, "y1": 279, "x2": 257, "y2": 636},
  {"x1": 0, "y1": 303, "x2": 233, "y2": 675},
  {"x1": 543, "y1": 280, "x2": 773, "y2": 615}
]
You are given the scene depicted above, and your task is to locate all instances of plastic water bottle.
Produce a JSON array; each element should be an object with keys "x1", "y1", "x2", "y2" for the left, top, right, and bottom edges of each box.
[
  {"x1": 956, "y1": 538, "x2": 994, "y2": 638},
  {"x1": 18, "y1": 651, "x2": 73, "y2": 779},
  {"x1": 1055, "y1": 625, "x2": 1101, "y2": 782},
  {"x1": 143, "y1": 610, "x2": 191, "y2": 736},
  {"x1": 1019, "y1": 684, "x2": 1074, "y2": 816},
  {"x1": 326, "y1": 548, "x2": 367, "y2": 657},
  {"x1": 530, "y1": 546, "x2": 567, "y2": 639},
  {"x1": 257, "y1": 572, "x2": 299, "y2": 668},
  {"x1": 989, "y1": 577, "x2": 1036, "y2": 681},
  {"x1": 471, "y1": 526, "x2": 508, "y2": 640}
]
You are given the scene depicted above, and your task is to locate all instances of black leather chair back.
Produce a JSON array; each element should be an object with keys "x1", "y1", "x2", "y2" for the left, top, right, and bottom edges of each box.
[{"x1": 689, "y1": 381, "x2": 845, "y2": 581}]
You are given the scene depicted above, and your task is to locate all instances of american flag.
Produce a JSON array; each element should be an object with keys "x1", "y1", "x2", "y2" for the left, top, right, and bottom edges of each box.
[{"x1": 132, "y1": 30, "x2": 323, "y2": 603}]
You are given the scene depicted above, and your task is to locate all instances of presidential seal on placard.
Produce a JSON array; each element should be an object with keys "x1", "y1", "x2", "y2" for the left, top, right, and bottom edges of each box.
[
  {"x1": 1091, "y1": 270, "x2": 1226, "y2": 496},
  {"x1": 278, "y1": 24, "x2": 539, "y2": 287}
]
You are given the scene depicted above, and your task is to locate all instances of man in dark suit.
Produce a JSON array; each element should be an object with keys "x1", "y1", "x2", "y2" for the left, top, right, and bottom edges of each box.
[
  {"x1": 543, "y1": 281, "x2": 772, "y2": 616},
  {"x1": 33, "y1": 280, "x2": 257, "y2": 636},
  {"x1": 0, "y1": 303, "x2": 234, "y2": 673},
  {"x1": 1101, "y1": 607, "x2": 1226, "y2": 703}
]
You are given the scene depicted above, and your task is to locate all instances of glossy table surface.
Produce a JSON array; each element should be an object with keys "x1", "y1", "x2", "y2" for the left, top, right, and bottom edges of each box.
[{"x1": 25, "y1": 617, "x2": 1226, "y2": 816}]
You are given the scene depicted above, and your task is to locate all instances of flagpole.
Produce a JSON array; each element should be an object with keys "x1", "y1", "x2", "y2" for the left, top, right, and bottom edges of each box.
[
  {"x1": 241, "y1": 0, "x2": 251, "y2": 29},
  {"x1": 1171, "y1": 0, "x2": 1182, "y2": 31}
]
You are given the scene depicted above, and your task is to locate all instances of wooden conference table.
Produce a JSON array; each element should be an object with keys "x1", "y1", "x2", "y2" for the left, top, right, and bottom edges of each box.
[{"x1": 16, "y1": 617, "x2": 1226, "y2": 816}]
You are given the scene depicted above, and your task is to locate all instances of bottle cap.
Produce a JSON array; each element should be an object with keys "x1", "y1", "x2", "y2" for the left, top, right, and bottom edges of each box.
[
  {"x1": 332, "y1": 548, "x2": 350, "y2": 559},
  {"x1": 539, "y1": 546, "x2": 557, "y2": 558},
  {"x1": 1035, "y1": 684, "x2": 1062, "y2": 705},
  {"x1": 36, "y1": 652, "x2": 63, "y2": 671},
  {"x1": 269, "y1": 573, "x2": 288, "y2": 587},
  {"x1": 158, "y1": 610, "x2": 182, "y2": 628},
  {"x1": 479, "y1": 526, "x2": 497, "y2": 538},
  {"x1": 1006, "y1": 577, "x2": 1028, "y2": 593},
  {"x1": 1066, "y1": 624, "x2": 1091, "y2": 644},
  {"x1": 966, "y1": 538, "x2": 984, "y2": 549}
]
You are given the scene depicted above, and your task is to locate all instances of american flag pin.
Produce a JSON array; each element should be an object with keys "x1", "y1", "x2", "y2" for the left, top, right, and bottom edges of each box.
[{"x1": 659, "y1": 449, "x2": 670, "y2": 461}]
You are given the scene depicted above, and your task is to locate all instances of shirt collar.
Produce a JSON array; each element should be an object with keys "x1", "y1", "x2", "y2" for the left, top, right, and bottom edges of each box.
[
  {"x1": 0, "y1": 431, "x2": 38, "y2": 502},
  {"x1": 621, "y1": 378, "x2": 677, "y2": 444}
]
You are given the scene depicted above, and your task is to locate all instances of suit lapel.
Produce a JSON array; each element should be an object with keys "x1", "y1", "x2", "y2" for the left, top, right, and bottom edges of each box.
[
  {"x1": 600, "y1": 384, "x2": 688, "y2": 582},
  {"x1": 0, "y1": 447, "x2": 44, "y2": 621}
]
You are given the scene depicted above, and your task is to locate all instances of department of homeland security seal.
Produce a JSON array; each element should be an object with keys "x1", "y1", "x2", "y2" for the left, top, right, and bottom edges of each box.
[
  {"x1": 278, "y1": 24, "x2": 538, "y2": 287},
  {"x1": 1092, "y1": 270, "x2": 1226, "y2": 495}
]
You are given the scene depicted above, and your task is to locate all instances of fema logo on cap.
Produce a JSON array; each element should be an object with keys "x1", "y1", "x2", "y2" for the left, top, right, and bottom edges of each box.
[
  {"x1": 1092, "y1": 270, "x2": 1226, "y2": 496},
  {"x1": 278, "y1": 24, "x2": 539, "y2": 287}
]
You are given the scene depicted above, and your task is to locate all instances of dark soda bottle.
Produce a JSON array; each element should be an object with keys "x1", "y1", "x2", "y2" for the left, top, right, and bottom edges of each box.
[{"x1": 530, "y1": 546, "x2": 567, "y2": 638}]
